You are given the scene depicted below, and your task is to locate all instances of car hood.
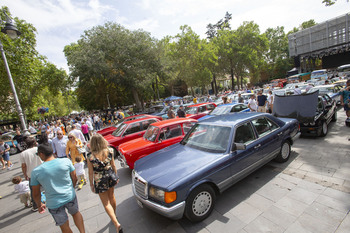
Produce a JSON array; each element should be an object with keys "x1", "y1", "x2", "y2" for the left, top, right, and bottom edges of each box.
[
  {"x1": 98, "y1": 126, "x2": 116, "y2": 133},
  {"x1": 119, "y1": 137, "x2": 153, "y2": 154},
  {"x1": 134, "y1": 144, "x2": 221, "y2": 189}
]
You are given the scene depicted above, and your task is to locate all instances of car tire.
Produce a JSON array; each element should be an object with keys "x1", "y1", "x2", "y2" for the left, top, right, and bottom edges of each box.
[
  {"x1": 320, "y1": 121, "x2": 328, "y2": 137},
  {"x1": 185, "y1": 184, "x2": 216, "y2": 222},
  {"x1": 274, "y1": 141, "x2": 291, "y2": 163},
  {"x1": 9, "y1": 147, "x2": 19, "y2": 155},
  {"x1": 331, "y1": 111, "x2": 337, "y2": 122}
]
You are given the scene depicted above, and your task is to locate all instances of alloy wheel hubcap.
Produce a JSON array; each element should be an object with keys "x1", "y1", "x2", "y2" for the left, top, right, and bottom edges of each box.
[{"x1": 192, "y1": 191, "x2": 212, "y2": 216}]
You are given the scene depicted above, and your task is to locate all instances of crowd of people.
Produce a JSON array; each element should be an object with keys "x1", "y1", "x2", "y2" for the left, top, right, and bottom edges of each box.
[{"x1": 3, "y1": 113, "x2": 124, "y2": 233}]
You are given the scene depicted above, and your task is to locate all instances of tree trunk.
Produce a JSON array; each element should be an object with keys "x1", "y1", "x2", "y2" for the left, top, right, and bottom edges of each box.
[
  {"x1": 152, "y1": 82, "x2": 156, "y2": 101},
  {"x1": 213, "y1": 73, "x2": 218, "y2": 96},
  {"x1": 190, "y1": 86, "x2": 195, "y2": 96},
  {"x1": 240, "y1": 76, "x2": 244, "y2": 89},
  {"x1": 230, "y1": 59, "x2": 235, "y2": 91},
  {"x1": 156, "y1": 77, "x2": 160, "y2": 100},
  {"x1": 132, "y1": 88, "x2": 142, "y2": 111}
]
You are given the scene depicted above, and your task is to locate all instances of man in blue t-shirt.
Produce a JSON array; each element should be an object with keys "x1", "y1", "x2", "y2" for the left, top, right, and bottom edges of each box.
[
  {"x1": 340, "y1": 79, "x2": 350, "y2": 123},
  {"x1": 31, "y1": 143, "x2": 85, "y2": 232}
]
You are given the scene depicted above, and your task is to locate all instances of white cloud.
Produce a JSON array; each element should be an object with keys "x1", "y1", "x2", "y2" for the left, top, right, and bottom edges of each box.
[{"x1": 1, "y1": 0, "x2": 349, "y2": 72}]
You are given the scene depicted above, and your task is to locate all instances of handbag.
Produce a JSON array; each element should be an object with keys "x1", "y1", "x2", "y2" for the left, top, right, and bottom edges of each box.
[{"x1": 77, "y1": 145, "x2": 86, "y2": 154}]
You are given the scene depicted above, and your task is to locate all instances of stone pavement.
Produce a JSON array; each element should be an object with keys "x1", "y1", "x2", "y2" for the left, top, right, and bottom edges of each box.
[{"x1": 0, "y1": 109, "x2": 349, "y2": 233}]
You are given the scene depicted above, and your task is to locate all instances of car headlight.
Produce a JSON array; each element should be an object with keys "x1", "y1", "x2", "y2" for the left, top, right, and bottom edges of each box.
[
  {"x1": 149, "y1": 186, "x2": 176, "y2": 204},
  {"x1": 309, "y1": 122, "x2": 316, "y2": 126}
]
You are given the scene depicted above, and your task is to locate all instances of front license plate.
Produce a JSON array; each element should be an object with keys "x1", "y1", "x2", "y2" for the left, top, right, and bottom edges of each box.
[{"x1": 137, "y1": 200, "x2": 143, "y2": 208}]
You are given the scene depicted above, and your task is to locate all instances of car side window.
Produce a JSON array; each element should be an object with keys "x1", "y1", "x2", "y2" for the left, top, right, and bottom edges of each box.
[
  {"x1": 142, "y1": 119, "x2": 156, "y2": 130},
  {"x1": 251, "y1": 118, "x2": 272, "y2": 137},
  {"x1": 124, "y1": 123, "x2": 141, "y2": 135},
  {"x1": 199, "y1": 106, "x2": 206, "y2": 112},
  {"x1": 231, "y1": 105, "x2": 242, "y2": 112},
  {"x1": 159, "y1": 124, "x2": 182, "y2": 140},
  {"x1": 206, "y1": 104, "x2": 215, "y2": 111},
  {"x1": 234, "y1": 123, "x2": 256, "y2": 144},
  {"x1": 183, "y1": 122, "x2": 195, "y2": 134}
]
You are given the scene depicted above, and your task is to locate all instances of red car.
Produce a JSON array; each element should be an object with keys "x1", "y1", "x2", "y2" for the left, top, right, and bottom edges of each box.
[
  {"x1": 97, "y1": 114, "x2": 162, "y2": 136},
  {"x1": 118, "y1": 118, "x2": 197, "y2": 169},
  {"x1": 104, "y1": 117, "x2": 161, "y2": 156},
  {"x1": 185, "y1": 102, "x2": 217, "y2": 120}
]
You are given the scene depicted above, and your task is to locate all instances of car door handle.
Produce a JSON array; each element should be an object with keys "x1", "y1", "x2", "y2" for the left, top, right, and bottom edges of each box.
[{"x1": 254, "y1": 144, "x2": 261, "y2": 149}]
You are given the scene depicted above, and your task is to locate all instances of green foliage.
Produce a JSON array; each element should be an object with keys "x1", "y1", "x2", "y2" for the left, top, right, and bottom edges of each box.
[
  {"x1": 64, "y1": 22, "x2": 160, "y2": 110},
  {"x1": 0, "y1": 6, "x2": 75, "y2": 120}
]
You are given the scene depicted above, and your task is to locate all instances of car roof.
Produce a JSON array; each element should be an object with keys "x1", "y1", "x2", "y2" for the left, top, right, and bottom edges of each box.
[
  {"x1": 122, "y1": 117, "x2": 160, "y2": 125},
  {"x1": 199, "y1": 112, "x2": 270, "y2": 126},
  {"x1": 217, "y1": 103, "x2": 246, "y2": 107},
  {"x1": 188, "y1": 102, "x2": 214, "y2": 107},
  {"x1": 150, "y1": 118, "x2": 197, "y2": 127}
]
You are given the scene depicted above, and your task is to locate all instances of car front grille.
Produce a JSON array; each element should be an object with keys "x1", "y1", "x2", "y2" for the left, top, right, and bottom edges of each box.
[{"x1": 133, "y1": 171, "x2": 148, "y2": 199}]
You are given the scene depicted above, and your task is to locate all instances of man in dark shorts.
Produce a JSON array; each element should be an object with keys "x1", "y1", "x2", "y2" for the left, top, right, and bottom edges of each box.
[
  {"x1": 340, "y1": 79, "x2": 350, "y2": 126},
  {"x1": 31, "y1": 143, "x2": 85, "y2": 233}
]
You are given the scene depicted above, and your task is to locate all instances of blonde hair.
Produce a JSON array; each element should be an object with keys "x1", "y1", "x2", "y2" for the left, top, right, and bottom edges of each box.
[
  {"x1": 68, "y1": 132, "x2": 76, "y2": 139},
  {"x1": 90, "y1": 134, "x2": 109, "y2": 160}
]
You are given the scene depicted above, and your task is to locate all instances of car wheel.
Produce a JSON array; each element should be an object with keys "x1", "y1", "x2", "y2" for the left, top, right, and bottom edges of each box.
[
  {"x1": 9, "y1": 147, "x2": 19, "y2": 155},
  {"x1": 274, "y1": 141, "x2": 291, "y2": 163},
  {"x1": 320, "y1": 121, "x2": 328, "y2": 137},
  {"x1": 185, "y1": 184, "x2": 216, "y2": 222},
  {"x1": 331, "y1": 111, "x2": 337, "y2": 122}
]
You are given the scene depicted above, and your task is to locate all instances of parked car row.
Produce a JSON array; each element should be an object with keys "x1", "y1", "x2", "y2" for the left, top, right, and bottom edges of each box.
[{"x1": 93, "y1": 91, "x2": 339, "y2": 222}]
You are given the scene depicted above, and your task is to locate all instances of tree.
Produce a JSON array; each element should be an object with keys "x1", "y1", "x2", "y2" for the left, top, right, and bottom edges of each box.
[
  {"x1": 206, "y1": 12, "x2": 232, "y2": 39},
  {"x1": 322, "y1": 0, "x2": 349, "y2": 6},
  {"x1": 0, "y1": 6, "x2": 72, "y2": 121},
  {"x1": 262, "y1": 26, "x2": 293, "y2": 80},
  {"x1": 64, "y1": 22, "x2": 160, "y2": 111}
]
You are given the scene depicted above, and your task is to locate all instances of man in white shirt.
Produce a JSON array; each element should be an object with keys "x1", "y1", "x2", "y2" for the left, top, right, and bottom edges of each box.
[
  {"x1": 84, "y1": 118, "x2": 93, "y2": 136},
  {"x1": 248, "y1": 95, "x2": 258, "y2": 112},
  {"x1": 294, "y1": 85, "x2": 302, "y2": 95},
  {"x1": 93, "y1": 114, "x2": 100, "y2": 130},
  {"x1": 52, "y1": 130, "x2": 69, "y2": 158},
  {"x1": 20, "y1": 137, "x2": 43, "y2": 211},
  {"x1": 70, "y1": 125, "x2": 86, "y2": 144}
]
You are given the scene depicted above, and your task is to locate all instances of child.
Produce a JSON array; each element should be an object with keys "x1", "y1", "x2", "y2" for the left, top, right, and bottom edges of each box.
[
  {"x1": 12, "y1": 176, "x2": 31, "y2": 208},
  {"x1": 74, "y1": 156, "x2": 86, "y2": 189},
  {"x1": 0, "y1": 139, "x2": 13, "y2": 170}
]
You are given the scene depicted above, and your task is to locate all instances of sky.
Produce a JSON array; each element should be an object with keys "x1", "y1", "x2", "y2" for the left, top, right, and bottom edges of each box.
[{"x1": 1, "y1": 0, "x2": 350, "y2": 73}]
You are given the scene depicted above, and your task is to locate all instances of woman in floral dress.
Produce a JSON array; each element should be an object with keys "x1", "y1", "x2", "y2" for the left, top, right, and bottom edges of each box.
[{"x1": 87, "y1": 134, "x2": 122, "y2": 233}]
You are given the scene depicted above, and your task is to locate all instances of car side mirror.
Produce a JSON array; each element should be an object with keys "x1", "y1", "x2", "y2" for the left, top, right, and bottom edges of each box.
[{"x1": 232, "y1": 143, "x2": 246, "y2": 151}]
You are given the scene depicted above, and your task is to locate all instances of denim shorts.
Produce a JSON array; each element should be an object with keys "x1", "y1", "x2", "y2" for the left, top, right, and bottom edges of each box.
[
  {"x1": 344, "y1": 103, "x2": 350, "y2": 111},
  {"x1": 2, "y1": 152, "x2": 10, "y2": 161},
  {"x1": 48, "y1": 196, "x2": 79, "y2": 226}
]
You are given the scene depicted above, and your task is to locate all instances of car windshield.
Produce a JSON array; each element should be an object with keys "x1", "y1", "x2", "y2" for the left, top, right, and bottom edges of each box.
[
  {"x1": 111, "y1": 123, "x2": 127, "y2": 137},
  {"x1": 209, "y1": 106, "x2": 232, "y2": 115},
  {"x1": 143, "y1": 125, "x2": 160, "y2": 142},
  {"x1": 186, "y1": 107, "x2": 198, "y2": 115},
  {"x1": 181, "y1": 124, "x2": 231, "y2": 153}
]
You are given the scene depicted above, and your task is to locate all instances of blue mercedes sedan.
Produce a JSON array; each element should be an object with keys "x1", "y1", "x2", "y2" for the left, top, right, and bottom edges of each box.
[{"x1": 132, "y1": 113, "x2": 300, "y2": 222}]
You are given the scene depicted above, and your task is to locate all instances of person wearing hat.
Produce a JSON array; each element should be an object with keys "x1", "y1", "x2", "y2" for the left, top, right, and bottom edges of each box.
[{"x1": 177, "y1": 105, "x2": 186, "y2": 118}]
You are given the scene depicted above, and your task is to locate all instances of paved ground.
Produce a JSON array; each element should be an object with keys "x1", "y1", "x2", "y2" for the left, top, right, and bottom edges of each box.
[{"x1": 0, "y1": 109, "x2": 349, "y2": 233}]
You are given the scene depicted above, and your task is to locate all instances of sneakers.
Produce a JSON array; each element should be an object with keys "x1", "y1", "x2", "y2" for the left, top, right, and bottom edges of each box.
[
  {"x1": 7, "y1": 164, "x2": 14, "y2": 170},
  {"x1": 31, "y1": 207, "x2": 38, "y2": 212}
]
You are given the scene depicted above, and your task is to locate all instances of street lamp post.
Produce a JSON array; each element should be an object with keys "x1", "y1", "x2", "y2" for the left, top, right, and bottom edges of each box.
[{"x1": 0, "y1": 11, "x2": 28, "y2": 134}]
